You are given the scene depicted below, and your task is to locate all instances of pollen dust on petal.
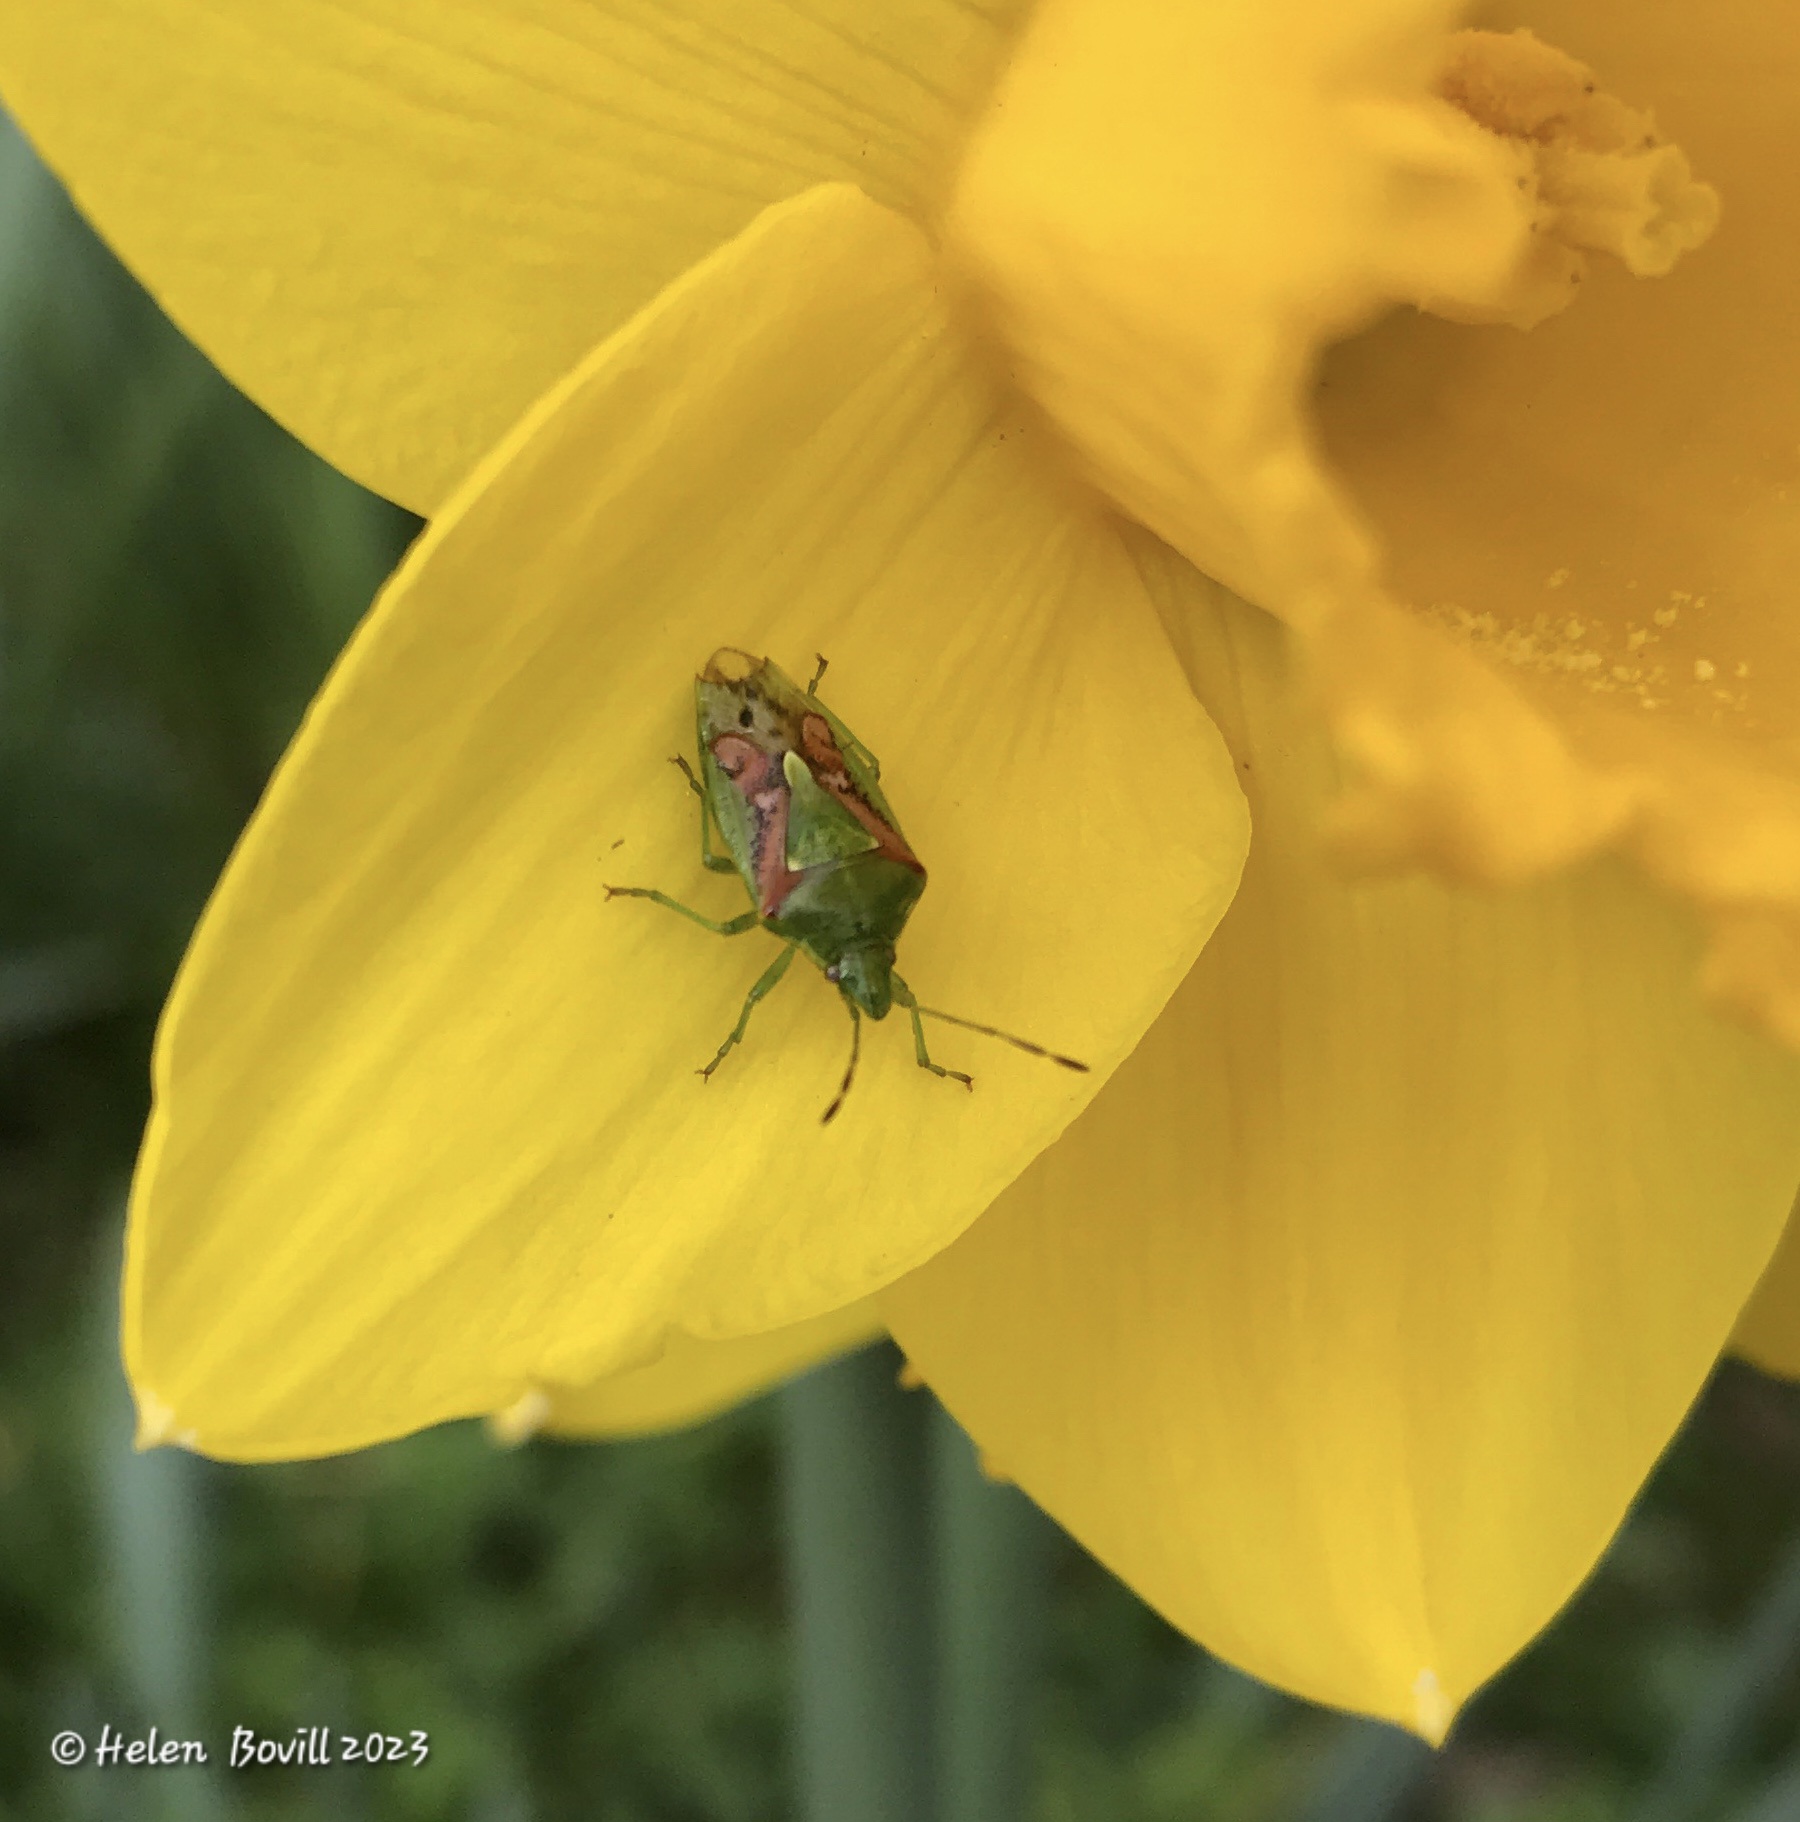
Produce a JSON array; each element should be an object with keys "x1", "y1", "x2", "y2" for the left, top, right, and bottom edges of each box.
[{"x1": 1429, "y1": 584, "x2": 1756, "y2": 726}]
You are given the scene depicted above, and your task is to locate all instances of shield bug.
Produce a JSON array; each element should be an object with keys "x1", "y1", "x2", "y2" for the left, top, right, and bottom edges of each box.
[{"x1": 606, "y1": 648, "x2": 1089, "y2": 1122}]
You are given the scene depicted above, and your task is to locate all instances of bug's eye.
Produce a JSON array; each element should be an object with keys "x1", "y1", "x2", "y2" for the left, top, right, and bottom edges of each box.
[
  {"x1": 825, "y1": 964, "x2": 842, "y2": 982},
  {"x1": 738, "y1": 706, "x2": 754, "y2": 729}
]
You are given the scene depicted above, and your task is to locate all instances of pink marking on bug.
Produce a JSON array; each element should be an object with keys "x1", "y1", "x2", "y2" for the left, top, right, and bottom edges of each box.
[
  {"x1": 709, "y1": 731, "x2": 804, "y2": 916},
  {"x1": 797, "y1": 714, "x2": 923, "y2": 874}
]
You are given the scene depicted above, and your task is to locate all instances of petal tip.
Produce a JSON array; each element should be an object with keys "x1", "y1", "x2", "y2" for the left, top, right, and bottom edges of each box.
[
  {"x1": 132, "y1": 1390, "x2": 194, "y2": 1452},
  {"x1": 1411, "y1": 1668, "x2": 1453, "y2": 1747},
  {"x1": 975, "y1": 1449, "x2": 1015, "y2": 1486},
  {"x1": 488, "y1": 1387, "x2": 553, "y2": 1449}
]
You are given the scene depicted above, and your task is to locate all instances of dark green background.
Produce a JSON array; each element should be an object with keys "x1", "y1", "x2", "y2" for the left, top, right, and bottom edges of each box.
[{"x1": 3, "y1": 116, "x2": 1799, "y2": 1822}]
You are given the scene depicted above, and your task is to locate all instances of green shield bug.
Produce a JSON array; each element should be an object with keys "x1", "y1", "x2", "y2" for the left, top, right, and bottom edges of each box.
[{"x1": 606, "y1": 648, "x2": 1089, "y2": 1123}]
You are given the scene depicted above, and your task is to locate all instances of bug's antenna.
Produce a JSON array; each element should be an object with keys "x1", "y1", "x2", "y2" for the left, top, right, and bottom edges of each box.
[
  {"x1": 806, "y1": 653, "x2": 830, "y2": 696},
  {"x1": 821, "y1": 1004, "x2": 862, "y2": 1124},
  {"x1": 915, "y1": 1003, "x2": 1090, "y2": 1072}
]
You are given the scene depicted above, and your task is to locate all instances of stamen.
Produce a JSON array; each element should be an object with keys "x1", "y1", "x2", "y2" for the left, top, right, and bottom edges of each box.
[{"x1": 1430, "y1": 28, "x2": 1720, "y2": 330}]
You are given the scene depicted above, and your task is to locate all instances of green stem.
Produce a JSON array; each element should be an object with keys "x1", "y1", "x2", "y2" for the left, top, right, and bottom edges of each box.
[
  {"x1": 1634, "y1": 1529, "x2": 1800, "y2": 1822},
  {"x1": 94, "y1": 1223, "x2": 231, "y2": 1822},
  {"x1": 1299, "y1": 1719, "x2": 1434, "y2": 1822},
  {"x1": 780, "y1": 1342, "x2": 935, "y2": 1822},
  {"x1": 931, "y1": 1406, "x2": 1051, "y2": 1822}
]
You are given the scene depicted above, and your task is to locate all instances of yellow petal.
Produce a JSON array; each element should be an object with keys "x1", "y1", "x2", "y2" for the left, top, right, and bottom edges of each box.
[
  {"x1": 535, "y1": 1301, "x2": 883, "y2": 1438},
  {"x1": 882, "y1": 542, "x2": 1800, "y2": 1736},
  {"x1": 1731, "y1": 1198, "x2": 1800, "y2": 1381},
  {"x1": 126, "y1": 185, "x2": 1249, "y2": 1462},
  {"x1": 948, "y1": 0, "x2": 1800, "y2": 1048},
  {"x1": 0, "y1": 0, "x2": 1024, "y2": 513}
]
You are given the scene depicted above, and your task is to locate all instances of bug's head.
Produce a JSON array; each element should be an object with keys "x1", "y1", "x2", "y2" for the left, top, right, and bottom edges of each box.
[{"x1": 827, "y1": 945, "x2": 896, "y2": 1021}]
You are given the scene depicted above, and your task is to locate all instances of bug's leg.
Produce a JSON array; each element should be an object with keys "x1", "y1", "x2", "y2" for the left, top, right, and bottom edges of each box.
[
  {"x1": 892, "y1": 974, "x2": 974, "y2": 1091},
  {"x1": 670, "y1": 754, "x2": 737, "y2": 873},
  {"x1": 604, "y1": 885, "x2": 758, "y2": 938},
  {"x1": 893, "y1": 973, "x2": 1090, "y2": 1073},
  {"x1": 695, "y1": 798, "x2": 738, "y2": 874},
  {"x1": 820, "y1": 1003, "x2": 861, "y2": 1124},
  {"x1": 701, "y1": 944, "x2": 799, "y2": 1080},
  {"x1": 806, "y1": 653, "x2": 830, "y2": 696},
  {"x1": 671, "y1": 752, "x2": 706, "y2": 800}
]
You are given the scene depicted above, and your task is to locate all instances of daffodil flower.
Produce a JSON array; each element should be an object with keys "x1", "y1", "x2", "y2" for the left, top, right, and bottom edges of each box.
[{"x1": 7, "y1": 0, "x2": 1800, "y2": 1739}]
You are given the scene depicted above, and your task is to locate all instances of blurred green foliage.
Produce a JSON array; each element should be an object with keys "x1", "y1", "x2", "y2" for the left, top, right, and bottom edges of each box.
[{"x1": 3, "y1": 116, "x2": 1800, "y2": 1822}]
